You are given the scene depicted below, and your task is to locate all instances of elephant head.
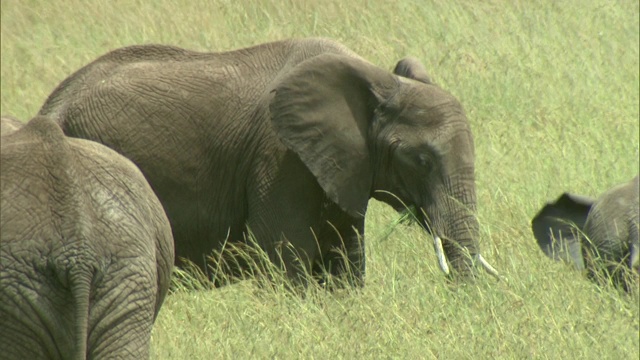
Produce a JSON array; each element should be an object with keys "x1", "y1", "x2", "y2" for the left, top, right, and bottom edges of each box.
[
  {"x1": 269, "y1": 53, "x2": 498, "y2": 277},
  {"x1": 532, "y1": 175, "x2": 639, "y2": 289}
]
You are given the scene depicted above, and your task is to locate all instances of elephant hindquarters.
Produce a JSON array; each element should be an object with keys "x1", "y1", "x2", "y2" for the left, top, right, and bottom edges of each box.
[
  {"x1": 0, "y1": 267, "x2": 55, "y2": 359},
  {"x1": 0, "y1": 258, "x2": 93, "y2": 359},
  {"x1": 86, "y1": 258, "x2": 159, "y2": 359},
  {"x1": 0, "y1": 255, "x2": 160, "y2": 359}
]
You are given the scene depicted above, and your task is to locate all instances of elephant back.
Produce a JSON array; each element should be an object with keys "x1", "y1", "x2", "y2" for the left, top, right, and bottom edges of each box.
[
  {"x1": 1, "y1": 115, "x2": 23, "y2": 136},
  {"x1": 583, "y1": 175, "x2": 640, "y2": 264}
]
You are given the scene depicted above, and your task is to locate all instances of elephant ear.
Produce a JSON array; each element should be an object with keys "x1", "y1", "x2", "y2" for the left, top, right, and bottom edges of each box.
[
  {"x1": 531, "y1": 193, "x2": 595, "y2": 270},
  {"x1": 393, "y1": 57, "x2": 433, "y2": 84},
  {"x1": 269, "y1": 54, "x2": 395, "y2": 217}
]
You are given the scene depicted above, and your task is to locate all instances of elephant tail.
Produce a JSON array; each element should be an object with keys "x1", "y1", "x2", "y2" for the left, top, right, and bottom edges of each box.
[{"x1": 68, "y1": 269, "x2": 93, "y2": 360}]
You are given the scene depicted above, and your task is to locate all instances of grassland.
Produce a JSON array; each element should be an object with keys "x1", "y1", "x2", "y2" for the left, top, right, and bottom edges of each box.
[{"x1": 1, "y1": 0, "x2": 638, "y2": 359}]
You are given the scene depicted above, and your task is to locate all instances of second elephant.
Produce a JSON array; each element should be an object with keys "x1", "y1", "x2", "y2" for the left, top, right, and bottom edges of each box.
[
  {"x1": 1, "y1": 116, "x2": 174, "y2": 358},
  {"x1": 532, "y1": 175, "x2": 639, "y2": 289},
  {"x1": 39, "y1": 38, "x2": 498, "y2": 286}
]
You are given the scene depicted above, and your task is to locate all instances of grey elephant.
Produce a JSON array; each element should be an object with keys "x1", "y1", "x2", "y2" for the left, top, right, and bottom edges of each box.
[
  {"x1": 0, "y1": 116, "x2": 175, "y2": 358},
  {"x1": 0, "y1": 115, "x2": 23, "y2": 134},
  {"x1": 531, "y1": 175, "x2": 639, "y2": 289},
  {"x1": 39, "y1": 38, "x2": 498, "y2": 286}
]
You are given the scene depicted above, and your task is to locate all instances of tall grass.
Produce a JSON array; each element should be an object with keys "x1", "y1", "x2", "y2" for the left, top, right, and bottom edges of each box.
[{"x1": 1, "y1": 0, "x2": 638, "y2": 358}]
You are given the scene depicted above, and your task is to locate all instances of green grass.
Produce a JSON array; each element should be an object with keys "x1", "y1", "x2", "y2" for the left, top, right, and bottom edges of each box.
[{"x1": 2, "y1": 0, "x2": 638, "y2": 358}]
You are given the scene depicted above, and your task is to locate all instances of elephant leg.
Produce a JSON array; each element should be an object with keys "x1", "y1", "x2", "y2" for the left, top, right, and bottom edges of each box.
[
  {"x1": 246, "y1": 152, "x2": 326, "y2": 286},
  {"x1": 314, "y1": 201, "x2": 366, "y2": 287},
  {"x1": 0, "y1": 264, "x2": 59, "y2": 359},
  {"x1": 88, "y1": 261, "x2": 157, "y2": 358}
]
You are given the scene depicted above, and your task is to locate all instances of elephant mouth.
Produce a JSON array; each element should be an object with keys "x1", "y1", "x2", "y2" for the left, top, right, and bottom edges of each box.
[
  {"x1": 431, "y1": 234, "x2": 501, "y2": 279},
  {"x1": 411, "y1": 206, "x2": 501, "y2": 280},
  {"x1": 384, "y1": 195, "x2": 501, "y2": 279}
]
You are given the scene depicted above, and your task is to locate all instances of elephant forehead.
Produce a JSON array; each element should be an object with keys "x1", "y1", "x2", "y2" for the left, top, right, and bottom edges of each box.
[
  {"x1": 405, "y1": 83, "x2": 461, "y2": 108},
  {"x1": 392, "y1": 99, "x2": 466, "y2": 132}
]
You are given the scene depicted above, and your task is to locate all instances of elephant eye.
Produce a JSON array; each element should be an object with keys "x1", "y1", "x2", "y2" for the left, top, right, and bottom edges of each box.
[
  {"x1": 418, "y1": 153, "x2": 430, "y2": 167},
  {"x1": 394, "y1": 145, "x2": 436, "y2": 173},
  {"x1": 418, "y1": 151, "x2": 439, "y2": 170}
]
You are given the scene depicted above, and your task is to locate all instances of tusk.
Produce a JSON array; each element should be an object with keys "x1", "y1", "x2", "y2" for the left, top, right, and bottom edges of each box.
[
  {"x1": 433, "y1": 236, "x2": 502, "y2": 280},
  {"x1": 433, "y1": 236, "x2": 450, "y2": 275},
  {"x1": 476, "y1": 254, "x2": 501, "y2": 280}
]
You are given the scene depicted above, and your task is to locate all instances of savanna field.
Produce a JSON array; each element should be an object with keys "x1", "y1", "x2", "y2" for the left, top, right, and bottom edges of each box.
[{"x1": 1, "y1": 0, "x2": 638, "y2": 358}]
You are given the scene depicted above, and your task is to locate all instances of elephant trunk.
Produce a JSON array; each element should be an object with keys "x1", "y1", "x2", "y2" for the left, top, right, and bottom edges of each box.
[{"x1": 421, "y1": 175, "x2": 500, "y2": 278}]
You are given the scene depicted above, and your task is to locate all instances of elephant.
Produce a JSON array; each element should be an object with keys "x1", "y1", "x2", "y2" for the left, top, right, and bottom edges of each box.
[
  {"x1": 531, "y1": 175, "x2": 639, "y2": 290},
  {"x1": 0, "y1": 115, "x2": 175, "y2": 359},
  {"x1": 1, "y1": 115, "x2": 23, "y2": 135},
  {"x1": 38, "y1": 37, "x2": 499, "y2": 287}
]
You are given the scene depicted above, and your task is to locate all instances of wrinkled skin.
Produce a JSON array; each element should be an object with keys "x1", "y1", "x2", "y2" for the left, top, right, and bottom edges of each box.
[
  {"x1": 39, "y1": 38, "x2": 495, "y2": 286},
  {"x1": 531, "y1": 175, "x2": 639, "y2": 290},
  {"x1": 0, "y1": 116, "x2": 174, "y2": 359},
  {"x1": 0, "y1": 115, "x2": 23, "y2": 134}
]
